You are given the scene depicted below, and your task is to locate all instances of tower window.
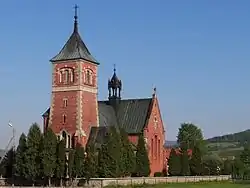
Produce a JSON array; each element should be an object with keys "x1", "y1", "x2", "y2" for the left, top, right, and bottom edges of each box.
[
  {"x1": 86, "y1": 70, "x2": 91, "y2": 84},
  {"x1": 63, "y1": 114, "x2": 66, "y2": 124},
  {"x1": 63, "y1": 98, "x2": 68, "y2": 108},
  {"x1": 85, "y1": 69, "x2": 93, "y2": 85},
  {"x1": 59, "y1": 68, "x2": 74, "y2": 84},
  {"x1": 59, "y1": 71, "x2": 63, "y2": 83},
  {"x1": 64, "y1": 70, "x2": 69, "y2": 84}
]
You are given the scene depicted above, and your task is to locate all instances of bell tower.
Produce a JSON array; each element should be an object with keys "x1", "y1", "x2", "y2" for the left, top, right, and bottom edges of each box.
[
  {"x1": 108, "y1": 65, "x2": 122, "y2": 108},
  {"x1": 48, "y1": 5, "x2": 99, "y2": 148}
]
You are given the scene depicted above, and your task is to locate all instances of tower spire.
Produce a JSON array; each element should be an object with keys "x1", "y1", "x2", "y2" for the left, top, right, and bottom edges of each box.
[
  {"x1": 74, "y1": 4, "x2": 79, "y2": 32},
  {"x1": 113, "y1": 64, "x2": 116, "y2": 73}
]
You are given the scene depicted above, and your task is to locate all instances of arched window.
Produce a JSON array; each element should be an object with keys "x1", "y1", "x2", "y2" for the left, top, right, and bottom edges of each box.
[
  {"x1": 59, "y1": 71, "x2": 63, "y2": 83},
  {"x1": 63, "y1": 114, "x2": 66, "y2": 124},
  {"x1": 62, "y1": 131, "x2": 67, "y2": 141},
  {"x1": 64, "y1": 70, "x2": 69, "y2": 84},
  {"x1": 86, "y1": 70, "x2": 91, "y2": 84},
  {"x1": 63, "y1": 98, "x2": 68, "y2": 108},
  {"x1": 68, "y1": 135, "x2": 71, "y2": 148},
  {"x1": 70, "y1": 69, "x2": 74, "y2": 82}
]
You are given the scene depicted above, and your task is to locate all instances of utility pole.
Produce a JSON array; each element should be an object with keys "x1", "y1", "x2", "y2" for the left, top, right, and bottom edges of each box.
[{"x1": 8, "y1": 122, "x2": 15, "y2": 186}]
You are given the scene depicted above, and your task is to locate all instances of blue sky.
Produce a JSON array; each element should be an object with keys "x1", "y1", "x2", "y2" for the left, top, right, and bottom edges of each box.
[{"x1": 0, "y1": 0, "x2": 250, "y2": 148}]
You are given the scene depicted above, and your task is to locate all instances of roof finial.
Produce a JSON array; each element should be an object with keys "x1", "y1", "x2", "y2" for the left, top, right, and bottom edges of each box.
[
  {"x1": 74, "y1": 4, "x2": 79, "y2": 32},
  {"x1": 113, "y1": 64, "x2": 116, "y2": 73},
  {"x1": 153, "y1": 87, "x2": 157, "y2": 97}
]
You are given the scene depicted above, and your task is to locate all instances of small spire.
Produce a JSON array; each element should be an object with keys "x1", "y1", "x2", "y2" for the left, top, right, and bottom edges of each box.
[
  {"x1": 113, "y1": 64, "x2": 116, "y2": 73},
  {"x1": 74, "y1": 4, "x2": 79, "y2": 32},
  {"x1": 153, "y1": 87, "x2": 157, "y2": 97}
]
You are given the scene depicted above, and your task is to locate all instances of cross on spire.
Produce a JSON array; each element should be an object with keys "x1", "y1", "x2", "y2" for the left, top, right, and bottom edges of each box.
[
  {"x1": 73, "y1": 4, "x2": 79, "y2": 32},
  {"x1": 74, "y1": 4, "x2": 79, "y2": 21},
  {"x1": 113, "y1": 64, "x2": 116, "y2": 73}
]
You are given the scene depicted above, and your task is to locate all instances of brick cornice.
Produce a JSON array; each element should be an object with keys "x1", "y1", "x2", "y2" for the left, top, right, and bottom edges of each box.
[{"x1": 52, "y1": 85, "x2": 97, "y2": 93}]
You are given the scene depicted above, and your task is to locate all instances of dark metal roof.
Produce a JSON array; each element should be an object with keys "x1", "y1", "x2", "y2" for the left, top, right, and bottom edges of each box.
[
  {"x1": 50, "y1": 18, "x2": 99, "y2": 64},
  {"x1": 98, "y1": 98, "x2": 152, "y2": 134}
]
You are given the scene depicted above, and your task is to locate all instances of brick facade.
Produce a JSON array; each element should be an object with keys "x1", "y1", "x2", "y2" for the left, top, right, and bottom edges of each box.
[{"x1": 47, "y1": 60, "x2": 99, "y2": 147}]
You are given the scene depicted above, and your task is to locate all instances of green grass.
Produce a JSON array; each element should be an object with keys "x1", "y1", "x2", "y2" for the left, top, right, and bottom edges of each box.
[{"x1": 107, "y1": 182, "x2": 250, "y2": 188}]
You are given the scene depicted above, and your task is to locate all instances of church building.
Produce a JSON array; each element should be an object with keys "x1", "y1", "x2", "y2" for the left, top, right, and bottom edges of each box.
[{"x1": 42, "y1": 7, "x2": 166, "y2": 176}]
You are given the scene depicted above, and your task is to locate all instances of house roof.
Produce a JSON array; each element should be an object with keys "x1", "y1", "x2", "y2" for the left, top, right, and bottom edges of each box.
[
  {"x1": 98, "y1": 98, "x2": 152, "y2": 134},
  {"x1": 50, "y1": 14, "x2": 98, "y2": 64}
]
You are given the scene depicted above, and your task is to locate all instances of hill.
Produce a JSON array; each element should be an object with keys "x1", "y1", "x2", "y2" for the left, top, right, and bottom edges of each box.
[
  {"x1": 206, "y1": 129, "x2": 250, "y2": 159},
  {"x1": 207, "y1": 129, "x2": 250, "y2": 144}
]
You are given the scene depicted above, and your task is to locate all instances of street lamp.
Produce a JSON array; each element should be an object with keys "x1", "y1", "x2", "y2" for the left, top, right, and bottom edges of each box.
[{"x1": 8, "y1": 121, "x2": 15, "y2": 186}]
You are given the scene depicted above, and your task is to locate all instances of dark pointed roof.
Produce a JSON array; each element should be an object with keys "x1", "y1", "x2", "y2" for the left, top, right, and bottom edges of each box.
[
  {"x1": 108, "y1": 65, "x2": 122, "y2": 89},
  {"x1": 50, "y1": 7, "x2": 99, "y2": 64}
]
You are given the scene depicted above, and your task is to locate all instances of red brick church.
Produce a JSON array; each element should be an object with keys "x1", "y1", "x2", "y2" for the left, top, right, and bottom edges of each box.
[{"x1": 42, "y1": 8, "x2": 166, "y2": 176}]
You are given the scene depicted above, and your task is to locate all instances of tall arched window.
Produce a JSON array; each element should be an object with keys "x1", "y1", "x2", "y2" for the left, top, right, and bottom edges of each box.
[
  {"x1": 86, "y1": 70, "x2": 91, "y2": 84},
  {"x1": 64, "y1": 70, "x2": 69, "y2": 83},
  {"x1": 63, "y1": 114, "x2": 66, "y2": 124},
  {"x1": 59, "y1": 71, "x2": 63, "y2": 83},
  {"x1": 70, "y1": 69, "x2": 74, "y2": 82},
  {"x1": 62, "y1": 131, "x2": 67, "y2": 142}
]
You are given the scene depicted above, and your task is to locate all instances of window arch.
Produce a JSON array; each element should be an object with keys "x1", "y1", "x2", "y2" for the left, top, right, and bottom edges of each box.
[
  {"x1": 58, "y1": 68, "x2": 74, "y2": 84},
  {"x1": 85, "y1": 69, "x2": 93, "y2": 85},
  {"x1": 60, "y1": 130, "x2": 71, "y2": 148}
]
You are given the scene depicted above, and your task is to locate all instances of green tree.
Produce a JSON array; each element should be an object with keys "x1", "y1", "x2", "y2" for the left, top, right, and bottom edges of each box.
[
  {"x1": 119, "y1": 129, "x2": 135, "y2": 177},
  {"x1": 0, "y1": 148, "x2": 15, "y2": 178},
  {"x1": 73, "y1": 144, "x2": 85, "y2": 178},
  {"x1": 177, "y1": 122, "x2": 204, "y2": 149},
  {"x1": 56, "y1": 139, "x2": 66, "y2": 186},
  {"x1": 108, "y1": 126, "x2": 122, "y2": 177},
  {"x1": 25, "y1": 123, "x2": 43, "y2": 184},
  {"x1": 15, "y1": 133, "x2": 28, "y2": 179},
  {"x1": 135, "y1": 134, "x2": 150, "y2": 177},
  {"x1": 240, "y1": 145, "x2": 250, "y2": 168},
  {"x1": 232, "y1": 158, "x2": 244, "y2": 178},
  {"x1": 222, "y1": 159, "x2": 233, "y2": 175},
  {"x1": 42, "y1": 128, "x2": 57, "y2": 186},
  {"x1": 168, "y1": 148, "x2": 181, "y2": 176},
  {"x1": 180, "y1": 144, "x2": 190, "y2": 176},
  {"x1": 68, "y1": 149, "x2": 75, "y2": 181},
  {"x1": 202, "y1": 154, "x2": 222, "y2": 175},
  {"x1": 97, "y1": 143, "x2": 110, "y2": 178},
  {"x1": 84, "y1": 144, "x2": 97, "y2": 182},
  {"x1": 97, "y1": 126, "x2": 121, "y2": 178},
  {"x1": 189, "y1": 144, "x2": 202, "y2": 175}
]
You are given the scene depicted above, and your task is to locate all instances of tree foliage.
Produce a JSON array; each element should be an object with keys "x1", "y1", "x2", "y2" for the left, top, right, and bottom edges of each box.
[
  {"x1": 25, "y1": 123, "x2": 43, "y2": 182},
  {"x1": 68, "y1": 149, "x2": 75, "y2": 180},
  {"x1": 73, "y1": 144, "x2": 85, "y2": 178},
  {"x1": 55, "y1": 139, "x2": 66, "y2": 183},
  {"x1": 177, "y1": 122, "x2": 203, "y2": 149},
  {"x1": 119, "y1": 129, "x2": 135, "y2": 177},
  {"x1": 15, "y1": 133, "x2": 28, "y2": 178},
  {"x1": 0, "y1": 148, "x2": 15, "y2": 178},
  {"x1": 42, "y1": 128, "x2": 57, "y2": 185},
  {"x1": 189, "y1": 144, "x2": 202, "y2": 175},
  {"x1": 84, "y1": 144, "x2": 97, "y2": 182},
  {"x1": 180, "y1": 144, "x2": 190, "y2": 176},
  {"x1": 97, "y1": 126, "x2": 121, "y2": 178},
  {"x1": 135, "y1": 134, "x2": 150, "y2": 177},
  {"x1": 168, "y1": 148, "x2": 181, "y2": 176}
]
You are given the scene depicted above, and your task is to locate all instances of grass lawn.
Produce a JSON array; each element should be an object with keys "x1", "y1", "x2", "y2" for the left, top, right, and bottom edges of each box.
[{"x1": 111, "y1": 182, "x2": 250, "y2": 188}]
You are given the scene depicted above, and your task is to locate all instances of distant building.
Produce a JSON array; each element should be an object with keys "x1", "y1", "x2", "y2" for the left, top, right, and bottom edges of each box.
[{"x1": 42, "y1": 8, "x2": 166, "y2": 176}]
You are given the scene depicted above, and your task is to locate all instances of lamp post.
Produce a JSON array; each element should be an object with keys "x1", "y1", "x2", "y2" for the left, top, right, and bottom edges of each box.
[{"x1": 8, "y1": 122, "x2": 15, "y2": 186}]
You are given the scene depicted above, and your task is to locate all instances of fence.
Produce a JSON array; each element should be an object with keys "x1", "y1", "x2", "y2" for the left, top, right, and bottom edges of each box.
[
  {"x1": 0, "y1": 175, "x2": 231, "y2": 187},
  {"x1": 87, "y1": 175, "x2": 231, "y2": 187}
]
